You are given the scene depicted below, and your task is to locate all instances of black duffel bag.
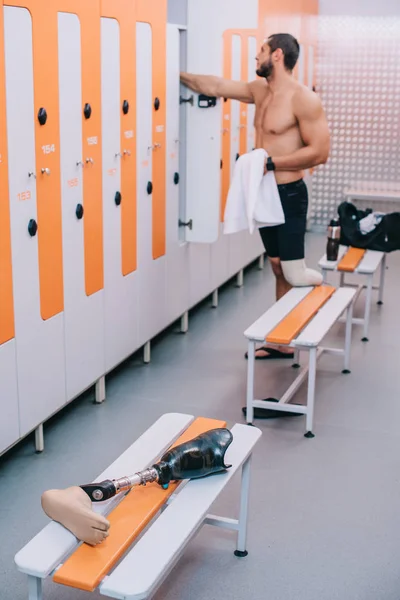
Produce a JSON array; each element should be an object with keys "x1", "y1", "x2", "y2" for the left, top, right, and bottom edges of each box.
[{"x1": 337, "y1": 201, "x2": 400, "y2": 253}]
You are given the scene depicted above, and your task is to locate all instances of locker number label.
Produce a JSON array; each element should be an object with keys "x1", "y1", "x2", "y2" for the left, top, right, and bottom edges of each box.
[
  {"x1": 87, "y1": 136, "x2": 98, "y2": 145},
  {"x1": 124, "y1": 130, "x2": 134, "y2": 139},
  {"x1": 17, "y1": 190, "x2": 31, "y2": 202},
  {"x1": 42, "y1": 144, "x2": 56, "y2": 155},
  {"x1": 68, "y1": 178, "x2": 79, "y2": 188}
]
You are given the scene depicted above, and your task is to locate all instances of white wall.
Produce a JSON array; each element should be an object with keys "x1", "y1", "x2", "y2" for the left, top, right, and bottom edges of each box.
[{"x1": 319, "y1": 0, "x2": 400, "y2": 16}]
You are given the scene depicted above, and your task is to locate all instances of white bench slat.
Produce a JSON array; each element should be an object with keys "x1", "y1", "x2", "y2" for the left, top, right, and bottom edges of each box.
[
  {"x1": 344, "y1": 187, "x2": 400, "y2": 202},
  {"x1": 14, "y1": 413, "x2": 195, "y2": 579},
  {"x1": 294, "y1": 288, "x2": 356, "y2": 347},
  {"x1": 100, "y1": 423, "x2": 262, "y2": 600},
  {"x1": 356, "y1": 250, "x2": 384, "y2": 274},
  {"x1": 318, "y1": 245, "x2": 347, "y2": 270},
  {"x1": 244, "y1": 287, "x2": 311, "y2": 342}
]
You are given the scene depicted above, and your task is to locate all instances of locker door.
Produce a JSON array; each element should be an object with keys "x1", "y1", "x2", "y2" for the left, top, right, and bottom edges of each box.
[
  {"x1": 247, "y1": 36, "x2": 257, "y2": 153},
  {"x1": 165, "y1": 24, "x2": 189, "y2": 325},
  {"x1": 4, "y1": 6, "x2": 66, "y2": 436},
  {"x1": 228, "y1": 33, "x2": 248, "y2": 275},
  {"x1": 58, "y1": 12, "x2": 104, "y2": 400},
  {"x1": 0, "y1": 1, "x2": 19, "y2": 455},
  {"x1": 102, "y1": 16, "x2": 139, "y2": 371},
  {"x1": 136, "y1": 22, "x2": 167, "y2": 345}
]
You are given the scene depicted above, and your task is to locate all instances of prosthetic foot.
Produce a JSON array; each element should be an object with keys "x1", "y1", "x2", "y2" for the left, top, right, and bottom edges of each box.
[
  {"x1": 281, "y1": 259, "x2": 323, "y2": 287},
  {"x1": 41, "y1": 486, "x2": 110, "y2": 546},
  {"x1": 80, "y1": 428, "x2": 234, "y2": 502}
]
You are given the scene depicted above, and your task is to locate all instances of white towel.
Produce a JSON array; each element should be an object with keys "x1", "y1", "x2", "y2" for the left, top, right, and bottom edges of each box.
[{"x1": 223, "y1": 149, "x2": 285, "y2": 235}]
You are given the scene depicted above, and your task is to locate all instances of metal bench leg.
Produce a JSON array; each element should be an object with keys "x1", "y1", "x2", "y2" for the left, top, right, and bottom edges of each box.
[
  {"x1": 340, "y1": 272, "x2": 345, "y2": 287},
  {"x1": 35, "y1": 424, "x2": 44, "y2": 453},
  {"x1": 362, "y1": 275, "x2": 373, "y2": 342},
  {"x1": 143, "y1": 341, "x2": 151, "y2": 364},
  {"x1": 258, "y1": 254, "x2": 265, "y2": 270},
  {"x1": 181, "y1": 311, "x2": 189, "y2": 333},
  {"x1": 28, "y1": 575, "x2": 43, "y2": 600},
  {"x1": 342, "y1": 301, "x2": 354, "y2": 374},
  {"x1": 236, "y1": 269, "x2": 244, "y2": 288},
  {"x1": 212, "y1": 289, "x2": 218, "y2": 308},
  {"x1": 322, "y1": 268, "x2": 328, "y2": 284},
  {"x1": 95, "y1": 376, "x2": 106, "y2": 404},
  {"x1": 292, "y1": 348, "x2": 301, "y2": 369},
  {"x1": 378, "y1": 253, "x2": 386, "y2": 305},
  {"x1": 234, "y1": 454, "x2": 252, "y2": 558},
  {"x1": 246, "y1": 341, "x2": 255, "y2": 425},
  {"x1": 304, "y1": 347, "x2": 317, "y2": 439}
]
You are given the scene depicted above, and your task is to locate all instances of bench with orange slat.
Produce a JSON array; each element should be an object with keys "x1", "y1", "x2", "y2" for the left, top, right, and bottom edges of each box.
[
  {"x1": 244, "y1": 283, "x2": 357, "y2": 437},
  {"x1": 53, "y1": 416, "x2": 227, "y2": 593},
  {"x1": 15, "y1": 413, "x2": 262, "y2": 600},
  {"x1": 318, "y1": 245, "x2": 386, "y2": 342}
]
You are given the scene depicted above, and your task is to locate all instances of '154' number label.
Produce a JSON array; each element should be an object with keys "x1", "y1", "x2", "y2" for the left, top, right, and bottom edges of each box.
[{"x1": 42, "y1": 144, "x2": 55, "y2": 155}]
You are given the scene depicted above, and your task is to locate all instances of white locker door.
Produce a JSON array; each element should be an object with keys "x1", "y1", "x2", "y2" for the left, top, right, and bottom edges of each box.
[
  {"x1": 0, "y1": 340, "x2": 19, "y2": 454},
  {"x1": 102, "y1": 17, "x2": 139, "y2": 372},
  {"x1": 165, "y1": 24, "x2": 189, "y2": 325},
  {"x1": 247, "y1": 36, "x2": 257, "y2": 153},
  {"x1": 4, "y1": 7, "x2": 66, "y2": 436},
  {"x1": 243, "y1": 34, "x2": 264, "y2": 263},
  {"x1": 136, "y1": 22, "x2": 167, "y2": 345},
  {"x1": 58, "y1": 12, "x2": 104, "y2": 400},
  {"x1": 228, "y1": 34, "x2": 249, "y2": 276}
]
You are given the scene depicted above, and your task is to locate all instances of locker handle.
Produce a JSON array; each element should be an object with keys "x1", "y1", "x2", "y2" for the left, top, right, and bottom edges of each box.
[
  {"x1": 28, "y1": 219, "x2": 38, "y2": 237},
  {"x1": 115, "y1": 191, "x2": 122, "y2": 206},
  {"x1": 41, "y1": 167, "x2": 51, "y2": 175},
  {"x1": 122, "y1": 100, "x2": 129, "y2": 115},
  {"x1": 154, "y1": 97, "x2": 160, "y2": 111},
  {"x1": 38, "y1": 108, "x2": 47, "y2": 126},
  {"x1": 84, "y1": 103, "x2": 92, "y2": 119},
  {"x1": 174, "y1": 172, "x2": 179, "y2": 185},
  {"x1": 236, "y1": 153, "x2": 240, "y2": 161},
  {"x1": 75, "y1": 204, "x2": 84, "y2": 220},
  {"x1": 147, "y1": 181, "x2": 153, "y2": 195}
]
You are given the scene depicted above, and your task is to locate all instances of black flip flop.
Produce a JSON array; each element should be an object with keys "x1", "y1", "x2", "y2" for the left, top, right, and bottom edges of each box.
[
  {"x1": 244, "y1": 347, "x2": 295, "y2": 360},
  {"x1": 242, "y1": 398, "x2": 303, "y2": 419}
]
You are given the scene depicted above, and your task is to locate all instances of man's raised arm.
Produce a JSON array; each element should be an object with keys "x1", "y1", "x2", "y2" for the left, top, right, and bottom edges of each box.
[{"x1": 180, "y1": 72, "x2": 255, "y2": 104}]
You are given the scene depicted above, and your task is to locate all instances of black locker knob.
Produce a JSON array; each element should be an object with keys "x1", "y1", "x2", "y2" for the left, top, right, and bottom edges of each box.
[
  {"x1": 84, "y1": 103, "x2": 92, "y2": 119},
  {"x1": 28, "y1": 219, "x2": 38, "y2": 237},
  {"x1": 38, "y1": 108, "x2": 47, "y2": 126},
  {"x1": 115, "y1": 191, "x2": 122, "y2": 206},
  {"x1": 220, "y1": 159, "x2": 223, "y2": 169},
  {"x1": 76, "y1": 204, "x2": 84, "y2": 219},
  {"x1": 147, "y1": 181, "x2": 153, "y2": 195},
  {"x1": 174, "y1": 172, "x2": 179, "y2": 185},
  {"x1": 122, "y1": 100, "x2": 129, "y2": 115},
  {"x1": 236, "y1": 153, "x2": 240, "y2": 161},
  {"x1": 154, "y1": 97, "x2": 160, "y2": 111}
]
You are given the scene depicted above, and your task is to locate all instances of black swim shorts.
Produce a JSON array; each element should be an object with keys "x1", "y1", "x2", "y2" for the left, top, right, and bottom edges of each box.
[{"x1": 259, "y1": 179, "x2": 308, "y2": 261}]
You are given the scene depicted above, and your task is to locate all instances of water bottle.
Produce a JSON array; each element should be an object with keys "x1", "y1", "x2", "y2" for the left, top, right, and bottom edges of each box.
[{"x1": 326, "y1": 218, "x2": 340, "y2": 261}]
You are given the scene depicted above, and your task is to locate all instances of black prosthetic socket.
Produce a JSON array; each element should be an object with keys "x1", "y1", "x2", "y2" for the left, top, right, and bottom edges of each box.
[
  {"x1": 153, "y1": 428, "x2": 233, "y2": 486},
  {"x1": 80, "y1": 428, "x2": 234, "y2": 502}
]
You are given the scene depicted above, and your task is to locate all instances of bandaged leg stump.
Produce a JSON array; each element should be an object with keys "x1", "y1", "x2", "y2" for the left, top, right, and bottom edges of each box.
[
  {"x1": 243, "y1": 285, "x2": 356, "y2": 437},
  {"x1": 15, "y1": 414, "x2": 261, "y2": 600},
  {"x1": 319, "y1": 245, "x2": 386, "y2": 341},
  {"x1": 281, "y1": 259, "x2": 323, "y2": 287}
]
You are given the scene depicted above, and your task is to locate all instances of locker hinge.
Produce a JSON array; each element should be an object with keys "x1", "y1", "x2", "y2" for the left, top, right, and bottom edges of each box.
[
  {"x1": 179, "y1": 219, "x2": 193, "y2": 230},
  {"x1": 179, "y1": 95, "x2": 194, "y2": 106}
]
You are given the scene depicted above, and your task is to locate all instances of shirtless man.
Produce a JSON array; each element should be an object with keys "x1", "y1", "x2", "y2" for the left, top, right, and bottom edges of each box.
[{"x1": 180, "y1": 33, "x2": 330, "y2": 359}]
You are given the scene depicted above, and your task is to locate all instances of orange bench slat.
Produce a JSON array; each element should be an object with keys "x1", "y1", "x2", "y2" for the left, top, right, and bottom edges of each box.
[
  {"x1": 53, "y1": 416, "x2": 227, "y2": 592},
  {"x1": 337, "y1": 247, "x2": 365, "y2": 272},
  {"x1": 266, "y1": 285, "x2": 336, "y2": 346}
]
